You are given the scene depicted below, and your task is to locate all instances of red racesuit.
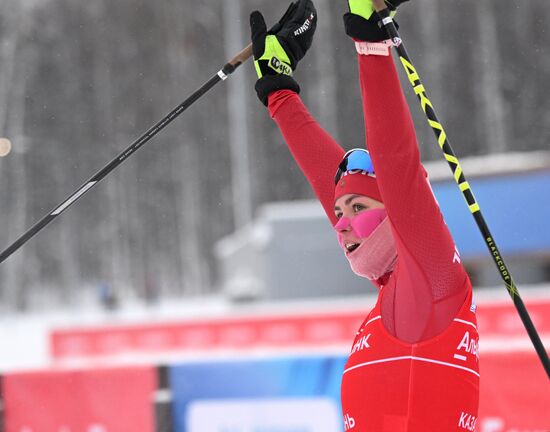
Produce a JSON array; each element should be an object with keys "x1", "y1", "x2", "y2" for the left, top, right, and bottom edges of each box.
[{"x1": 267, "y1": 51, "x2": 480, "y2": 430}]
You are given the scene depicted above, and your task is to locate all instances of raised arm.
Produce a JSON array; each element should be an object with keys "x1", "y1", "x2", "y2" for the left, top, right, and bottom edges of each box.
[
  {"x1": 362, "y1": 53, "x2": 468, "y2": 328},
  {"x1": 345, "y1": 0, "x2": 470, "y2": 340},
  {"x1": 250, "y1": 1, "x2": 343, "y2": 224},
  {"x1": 268, "y1": 91, "x2": 344, "y2": 225}
]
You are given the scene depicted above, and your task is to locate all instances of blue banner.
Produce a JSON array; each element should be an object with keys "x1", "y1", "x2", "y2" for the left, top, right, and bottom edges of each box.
[
  {"x1": 169, "y1": 355, "x2": 347, "y2": 432},
  {"x1": 433, "y1": 171, "x2": 550, "y2": 257}
]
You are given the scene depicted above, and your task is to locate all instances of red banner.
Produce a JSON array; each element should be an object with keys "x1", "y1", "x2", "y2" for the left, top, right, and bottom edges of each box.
[
  {"x1": 50, "y1": 299, "x2": 550, "y2": 358},
  {"x1": 50, "y1": 311, "x2": 367, "y2": 358},
  {"x1": 3, "y1": 366, "x2": 156, "y2": 432},
  {"x1": 45, "y1": 298, "x2": 550, "y2": 431},
  {"x1": 479, "y1": 351, "x2": 550, "y2": 431}
]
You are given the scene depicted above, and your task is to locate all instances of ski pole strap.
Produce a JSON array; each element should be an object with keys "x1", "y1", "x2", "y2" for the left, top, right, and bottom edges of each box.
[{"x1": 355, "y1": 40, "x2": 394, "y2": 56}]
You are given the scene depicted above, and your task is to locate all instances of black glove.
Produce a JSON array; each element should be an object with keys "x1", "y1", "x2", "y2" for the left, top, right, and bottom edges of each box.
[
  {"x1": 251, "y1": 0, "x2": 317, "y2": 105},
  {"x1": 343, "y1": 0, "x2": 409, "y2": 42}
]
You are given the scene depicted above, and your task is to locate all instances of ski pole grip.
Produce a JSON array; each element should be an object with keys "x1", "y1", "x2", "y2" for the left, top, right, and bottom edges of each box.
[
  {"x1": 372, "y1": 0, "x2": 389, "y2": 12},
  {"x1": 225, "y1": 43, "x2": 253, "y2": 74}
]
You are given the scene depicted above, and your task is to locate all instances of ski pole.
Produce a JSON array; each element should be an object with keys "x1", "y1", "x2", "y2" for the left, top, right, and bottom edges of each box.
[
  {"x1": 372, "y1": 0, "x2": 549, "y2": 378},
  {"x1": 0, "y1": 0, "x2": 302, "y2": 265},
  {"x1": 0, "y1": 43, "x2": 252, "y2": 265}
]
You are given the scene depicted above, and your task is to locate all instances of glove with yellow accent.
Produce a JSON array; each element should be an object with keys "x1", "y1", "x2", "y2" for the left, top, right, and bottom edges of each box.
[
  {"x1": 344, "y1": 0, "x2": 409, "y2": 42},
  {"x1": 251, "y1": 0, "x2": 317, "y2": 105}
]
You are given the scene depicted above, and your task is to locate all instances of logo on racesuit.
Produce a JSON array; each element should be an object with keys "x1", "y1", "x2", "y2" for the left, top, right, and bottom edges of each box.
[
  {"x1": 453, "y1": 246, "x2": 462, "y2": 263},
  {"x1": 343, "y1": 413, "x2": 356, "y2": 430},
  {"x1": 351, "y1": 334, "x2": 371, "y2": 354},
  {"x1": 458, "y1": 411, "x2": 477, "y2": 431},
  {"x1": 454, "y1": 331, "x2": 479, "y2": 362}
]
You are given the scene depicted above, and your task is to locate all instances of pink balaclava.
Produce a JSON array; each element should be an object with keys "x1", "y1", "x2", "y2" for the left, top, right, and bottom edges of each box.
[{"x1": 334, "y1": 170, "x2": 397, "y2": 281}]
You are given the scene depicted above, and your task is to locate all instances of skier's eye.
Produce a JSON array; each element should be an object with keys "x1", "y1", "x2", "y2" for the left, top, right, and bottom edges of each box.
[{"x1": 353, "y1": 203, "x2": 366, "y2": 213}]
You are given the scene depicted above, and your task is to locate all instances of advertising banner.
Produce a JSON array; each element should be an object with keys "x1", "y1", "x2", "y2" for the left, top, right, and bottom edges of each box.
[
  {"x1": 50, "y1": 299, "x2": 550, "y2": 360},
  {"x1": 478, "y1": 351, "x2": 550, "y2": 432},
  {"x1": 41, "y1": 298, "x2": 550, "y2": 431},
  {"x1": 169, "y1": 356, "x2": 347, "y2": 432},
  {"x1": 50, "y1": 311, "x2": 364, "y2": 359},
  {"x1": 168, "y1": 351, "x2": 550, "y2": 432},
  {"x1": 3, "y1": 366, "x2": 156, "y2": 432},
  {"x1": 187, "y1": 398, "x2": 340, "y2": 432}
]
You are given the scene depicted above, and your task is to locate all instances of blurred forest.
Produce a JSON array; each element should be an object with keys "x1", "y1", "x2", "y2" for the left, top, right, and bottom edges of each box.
[{"x1": 0, "y1": 0, "x2": 549, "y2": 310}]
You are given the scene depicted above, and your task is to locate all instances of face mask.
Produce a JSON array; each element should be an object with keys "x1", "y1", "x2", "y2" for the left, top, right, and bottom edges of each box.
[
  {"x1": 334, "y1": 208, "x2": 387, "y2": 241},
  {"x1": 335, "y1": 211, "x2": 397, "y2": 281}
]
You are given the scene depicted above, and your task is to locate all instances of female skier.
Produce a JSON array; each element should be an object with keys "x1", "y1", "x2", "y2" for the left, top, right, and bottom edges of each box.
[{"x1": 250, "y1": 0, "x2": 480, "y2": 430}]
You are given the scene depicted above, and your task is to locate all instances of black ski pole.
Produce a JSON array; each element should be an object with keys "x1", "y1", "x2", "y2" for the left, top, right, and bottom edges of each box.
[
  {"x1": 0, "y1": 0, "x2": 302, "y2": 265},
  {"x1": 0, "y1": 43, "x2": 253, "y2": 265},
  {"x1": 372, "y1": 0, "x2": 549, "y2": 379}
]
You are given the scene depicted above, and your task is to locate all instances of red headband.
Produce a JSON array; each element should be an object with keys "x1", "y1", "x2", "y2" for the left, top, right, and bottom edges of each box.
[{"x1": 334, "y1": 171, "x2": 382, "y2": 202}]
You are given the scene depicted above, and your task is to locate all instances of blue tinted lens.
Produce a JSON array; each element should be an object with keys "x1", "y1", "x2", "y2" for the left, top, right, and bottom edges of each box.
[
  {"x1": 334, "y1": 149, "x2": 375, "y2": 184},
  {"x1": 346, "y1": 150, "x2": 374, "y2": 173}
]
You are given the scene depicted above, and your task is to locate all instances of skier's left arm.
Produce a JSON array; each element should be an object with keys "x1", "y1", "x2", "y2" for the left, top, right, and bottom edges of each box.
[{"x1": 345, "y1": 0, "x2": 470, "y2": 341}]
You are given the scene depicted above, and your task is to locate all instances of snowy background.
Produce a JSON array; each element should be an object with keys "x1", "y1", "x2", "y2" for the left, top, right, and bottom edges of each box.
[
  {"x1": 1, "y1": 0, "x2": 550, "y2": 311},
  {"x1": 1, "y1": 1, "x2": 550, "y2": 431}
]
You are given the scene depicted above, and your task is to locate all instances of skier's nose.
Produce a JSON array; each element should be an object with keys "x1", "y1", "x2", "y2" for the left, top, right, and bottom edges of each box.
[{"x1": 334, "y1": 216, "x2": 352, "y2": 233}]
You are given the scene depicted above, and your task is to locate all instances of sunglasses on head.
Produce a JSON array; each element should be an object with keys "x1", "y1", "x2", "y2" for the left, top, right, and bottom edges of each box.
[{"x1": 334, "y1": 148, "x2": 375, "y2": 185}]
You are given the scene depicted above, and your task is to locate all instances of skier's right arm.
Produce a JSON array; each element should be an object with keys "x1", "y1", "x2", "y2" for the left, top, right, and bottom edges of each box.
[
  {"x1": 268, "y1": 91, "x2": 344, "y2": 226},
  {"x1": 250, "y1": 1, "x2": 342, "y2": 225}
]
